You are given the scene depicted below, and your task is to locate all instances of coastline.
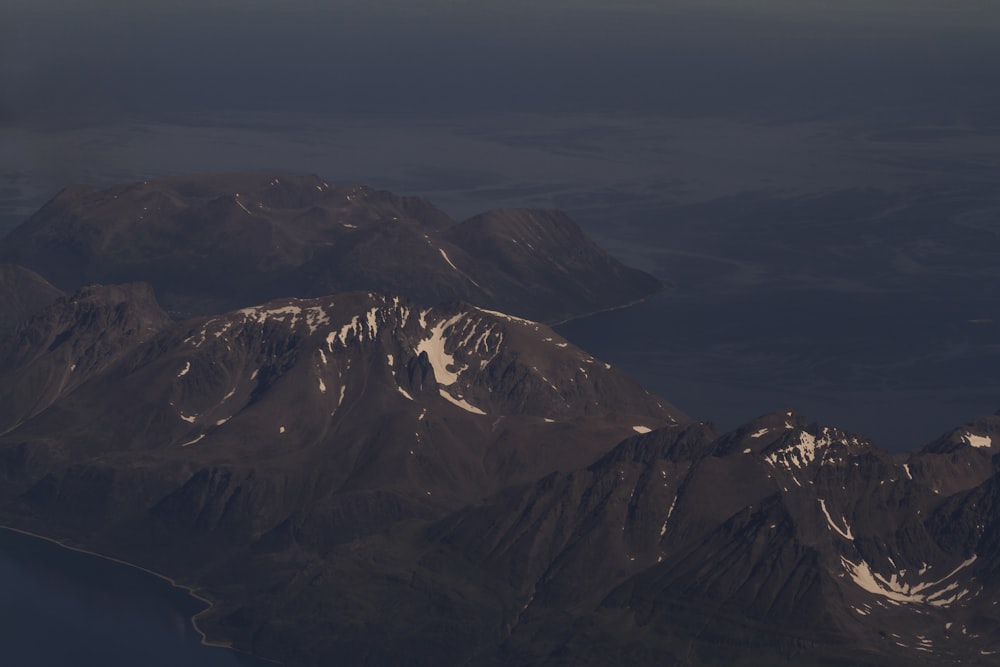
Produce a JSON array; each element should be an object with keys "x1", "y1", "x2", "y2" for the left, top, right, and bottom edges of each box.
[
  {"x1": 549, "y1": 288, "x2": 662, "y2": 328},
  {"x1": 0, "y1": 523, "x2": 277, "y2": 664}
]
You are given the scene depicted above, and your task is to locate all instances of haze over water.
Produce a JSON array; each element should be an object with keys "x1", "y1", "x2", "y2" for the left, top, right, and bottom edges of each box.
[{"x1": 4, "y1": 0, "x2": 1000, "y2": 450}]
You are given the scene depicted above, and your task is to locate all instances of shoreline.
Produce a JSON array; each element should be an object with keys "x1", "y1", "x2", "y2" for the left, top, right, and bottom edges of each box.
[
  {"x1": 0, "y1": 523, "x2": 277, "y2": 664},
  {"x1": 549, "y1": 288, "x2": 662, "y2": 328}
]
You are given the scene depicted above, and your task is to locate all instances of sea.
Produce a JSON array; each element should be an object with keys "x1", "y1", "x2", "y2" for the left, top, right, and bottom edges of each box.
[{"x1": 0, "y1": 528, "x2": 268, "y2": 667}]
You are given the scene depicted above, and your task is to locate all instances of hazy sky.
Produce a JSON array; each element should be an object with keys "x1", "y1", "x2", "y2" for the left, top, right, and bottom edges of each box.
[{"x1": 4, "y1": 1, "x2": 999, "y2": 127}]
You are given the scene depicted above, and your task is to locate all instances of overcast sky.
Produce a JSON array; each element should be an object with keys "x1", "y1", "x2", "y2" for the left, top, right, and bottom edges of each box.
[{"x1": 4, "y1": 1, "x2": 999, "y2": 127}]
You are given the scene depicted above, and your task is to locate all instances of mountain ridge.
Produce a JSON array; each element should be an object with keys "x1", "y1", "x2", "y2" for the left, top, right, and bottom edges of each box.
[
  {"x1": 2, "y1": 284, "x2": 999, "y2": 665},
  {"x1": 0, "y1": 173, "x2": 661, "y2": 323},
  {"x1": 1, "y1": 175, "x2": 998, "y2": 666}
]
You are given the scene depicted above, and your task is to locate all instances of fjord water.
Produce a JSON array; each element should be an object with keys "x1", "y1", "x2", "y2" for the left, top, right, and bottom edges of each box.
[
  {"x1": 0, "y1": 528, "x2": 266, "y2": 667},
  {"x1": 557, "y1": 288, "x2": 1000, "y2": 453}
]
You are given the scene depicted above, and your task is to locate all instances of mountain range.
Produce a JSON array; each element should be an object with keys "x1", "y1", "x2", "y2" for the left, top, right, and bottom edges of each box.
[
  {"x1": 0, "y1": 174, "x2": 998, "y2": 666},
  {"x1": 0, "y1": 173, "x2": 659, "y2": 322}
]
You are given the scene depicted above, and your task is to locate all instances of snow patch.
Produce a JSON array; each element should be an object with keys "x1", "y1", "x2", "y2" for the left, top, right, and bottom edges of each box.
[
  {"x1": 176, "y1": 361, "x2": 191, "y2": 378},
  {"x1": 304, "y1": 306, "x2": 330, "y2": 333},
  {"x1": 750, "y1": 428, "x2": 769, "y2": 438},
  {"x1": 840, "y1": 555, "x2": 977, "y2": 607},
  {"x1": 236, "y1": 303, "x2": 329, "y2": 333},
  {"x1": 397, "y1": 386, "x2": 414, "y2": 401},
  {"x1": 179, "y1": 413, "x2": 197, "y2": 424},
  {"x1": 438, "y1": 248, "x2": 459, "y2": 271},
  {"x1": 180, "y1": 434, "x2": 206, "y2": 447},
  {"x1": 765, "y1": 429, "x2": 836, "y2": 470},
  {"x1": 233, "y1": 194, "x2": 252, "y2": 215},
  {"x1": 818, "y1": 499, "x2": 854, "y2": 540},
  {"x1": 333, "y1": 316, "x2": 360, "y2": 347},
  {"x1": 279, "y1": 426, "x2": 286, "y2": 434},
  {"x1": 633, "y1": 425, "x2": 652, "y2": 434},
  {"x1": 439, "y1": 389, "x2": 486, "y2": 415},
  {"x1": 318, "y1": 377, "x2": 327, "y2": 393},
  {"x1": 475, "y1": 307, "x2": 536, "y2": 326},
  {"x1": 416, "y1": 314, "x2": 466, "y2": 386},
  {"x1": 660, "y1": 497, "x2": 678, "y2": 536},
  {"x1": 365, "y1": 307, "x2": 379, "y2": 337},
  {"x1": 963, "y1": 432, "x2": 992, "y2": 449}
]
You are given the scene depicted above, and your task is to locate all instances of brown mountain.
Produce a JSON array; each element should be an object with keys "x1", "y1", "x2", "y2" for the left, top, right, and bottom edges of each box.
[
  {"x1": 2, "y1": 283, "x2": 1000, "y2": 665},
  {"x1": 0, "y1": 173, "x2": 661, "y2": 322},
  {"x1": 0, "y1": 263, "x2": 62, "y2": 334},
  {"x1": 0, "y1": 286, "x2": 683, "y2": 663}
]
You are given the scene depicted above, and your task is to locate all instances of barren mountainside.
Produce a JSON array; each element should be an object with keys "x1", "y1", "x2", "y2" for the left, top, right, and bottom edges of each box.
[
  {"x1": 0, "y1": 283, "x2": 998, "y2": 665},
  {"x1": 1, "y1": 176, "x2": 999, "y2": 666},
  {"x1": 0, "y1": 173, "x2": 661, "y2": 322}
]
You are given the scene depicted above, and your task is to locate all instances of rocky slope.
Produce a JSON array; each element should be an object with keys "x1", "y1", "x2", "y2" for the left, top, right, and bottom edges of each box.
[
  {"x1": 0, "y1": 263, "x2": 62, "y2": 334},
  {"x1": 2, "y1": 285, "x2": 999, "y2": 665},
  {"x1": 0, "y1": 282, "x2": 169, "y2": 437},
  {"x1": 0, "y1": 285, "x2": 681, "y2": 596},
  {"x1": 0, "y1": 174, "x2": 660, "y2": 322},
  {"x1": 2, "y1": 176, "x2": 999, "y2": 666},
  {"x1": 417, "y1": 413, "x2": 1000, "y2": 666}
]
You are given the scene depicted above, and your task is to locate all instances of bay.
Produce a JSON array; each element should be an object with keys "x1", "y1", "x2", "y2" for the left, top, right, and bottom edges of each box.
[{"x1": 0, "y1": 528, "x2": 270, "y2": 667}]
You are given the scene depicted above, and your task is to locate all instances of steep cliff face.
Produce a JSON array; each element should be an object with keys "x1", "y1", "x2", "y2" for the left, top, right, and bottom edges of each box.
[{"x1": 0, "y1": 174, "x2": 661, "y2": 321}]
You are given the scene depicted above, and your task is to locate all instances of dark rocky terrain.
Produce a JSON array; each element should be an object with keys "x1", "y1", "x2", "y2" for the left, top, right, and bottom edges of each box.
[
  {"x1": 0, "y1": 263, "x2": 62, "y2": 334},
  {"x1": 0, "y1": 282, "x2": 998, "y2": 665},
  {"x1": 0, "y1": 283, "x2": 683, "y2": 663},
  {"x1": 1, "y1": 176, "x2": 999, "y2": 666},
  {"x1": 0, "y1": 174, "x2": 660, "y2": 322}
]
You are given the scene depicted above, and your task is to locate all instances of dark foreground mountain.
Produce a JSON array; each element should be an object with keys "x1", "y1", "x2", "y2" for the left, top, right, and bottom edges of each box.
[
  {"x1": 1, "y1": 283, "x2": 999, "y2": 665},
  {"x1": 0, "y1": 173, "x2": 660, "y2": 322}
]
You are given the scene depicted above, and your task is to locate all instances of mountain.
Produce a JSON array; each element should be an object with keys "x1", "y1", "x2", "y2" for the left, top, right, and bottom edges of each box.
[
  {"x1": 0, "y1": 263, "x2": 62, "y2": 334},
  {"x1": 0, "y1": 286, "x2": 682, "y2": 635},
  {"x1": 0, "y1": 282, "x2": 169, "y2": 437},
  {"x1": 417, "y1": 413, "x2": 1000, "y2": 666},
  {"x1": 3, "y1": 176, "x2": 1000, "y2": 666},
  {"x1": 3, "y1": 287, "x2": 1000, "y2": 665},
  {"x1": 0, "y1": 174, "x2": 661, "y2": 322}
]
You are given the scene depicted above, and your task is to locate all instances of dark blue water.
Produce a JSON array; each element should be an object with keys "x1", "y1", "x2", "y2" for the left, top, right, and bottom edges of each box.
[
  {"x1": 0, "y1": 528, "x2": 270, "y2": 667},
  {"x1": 557, "y1": 289, "x2": 1000, "y2": 452}
]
